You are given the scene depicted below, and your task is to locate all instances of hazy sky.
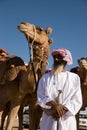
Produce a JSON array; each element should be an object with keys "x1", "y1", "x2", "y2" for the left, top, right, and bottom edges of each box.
[{"x1": 0, "y1": 0, "x2": 87, "y2": 70}]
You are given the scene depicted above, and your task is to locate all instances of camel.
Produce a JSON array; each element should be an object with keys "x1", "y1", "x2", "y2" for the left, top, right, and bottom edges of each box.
[
  {"x1": 0, "y1": 22, "x2": 53, "y2": 130},
  {"x1": 17, "y1": 22, "x2": 53, "y2": 130},
  {"x1": 70, "y1": 57, "x2": 87, "y2": 130}
]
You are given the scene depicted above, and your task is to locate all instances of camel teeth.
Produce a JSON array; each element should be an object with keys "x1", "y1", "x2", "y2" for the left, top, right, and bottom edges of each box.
[{"x1": 20, "y1": 28, "x2": 28, "y2": 31}]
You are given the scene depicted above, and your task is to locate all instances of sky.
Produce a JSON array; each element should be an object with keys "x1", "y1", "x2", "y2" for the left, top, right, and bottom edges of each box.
[{"x1": 0, "y1": 0, "x2": 87, "y2": 71}]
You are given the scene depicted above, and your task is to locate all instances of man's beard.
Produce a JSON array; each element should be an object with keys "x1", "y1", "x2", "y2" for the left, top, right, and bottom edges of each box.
[{"x1": 52, "y1": 61, "x2": 65, "y2": 75}]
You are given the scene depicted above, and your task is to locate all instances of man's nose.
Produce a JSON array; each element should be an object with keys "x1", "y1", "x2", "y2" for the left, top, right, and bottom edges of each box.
[{"x1": 54, "y1": 57, "x2": 59, "y2": 61}]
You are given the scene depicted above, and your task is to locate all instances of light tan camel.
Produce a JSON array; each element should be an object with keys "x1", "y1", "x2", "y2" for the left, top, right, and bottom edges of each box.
[
  {"x1": 0, "y1": 22, "x2": 53, "y2": 130},
  {"x1": 70, "y1": 57, "x2": 87, "y2": 130},
  {"x1": 18, "y1": 22, "x2": 53, "y2": 130}
]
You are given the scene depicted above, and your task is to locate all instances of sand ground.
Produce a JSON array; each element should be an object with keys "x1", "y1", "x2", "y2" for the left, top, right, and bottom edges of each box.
[{"x1": 0, "y1": 117, "x2": 40, "y2": 130}]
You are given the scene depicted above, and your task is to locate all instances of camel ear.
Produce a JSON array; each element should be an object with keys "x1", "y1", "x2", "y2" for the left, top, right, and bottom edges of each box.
[
  {"x1": 48, "y1": 38, "x2": 53, "y2": 44},
  {"x1": 46, "y1": 27, "x2": 52, "y2": 35}
]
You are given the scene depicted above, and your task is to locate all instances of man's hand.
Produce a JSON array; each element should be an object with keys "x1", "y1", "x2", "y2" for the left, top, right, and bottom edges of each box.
[
  {"x1": 42, "y1": 107, "x2": 59, "y2": 120},
  {"x1": 54, "y1": 104, "x2": 68, "y2": 118},
  {"x1": 46, "y1": 101, "x2": 68, "y2": 119}
]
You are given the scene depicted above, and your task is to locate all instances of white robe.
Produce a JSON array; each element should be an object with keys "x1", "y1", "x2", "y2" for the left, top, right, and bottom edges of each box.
[{"x1": 37, "y1": 71, "x2": 82, "y2": 130}]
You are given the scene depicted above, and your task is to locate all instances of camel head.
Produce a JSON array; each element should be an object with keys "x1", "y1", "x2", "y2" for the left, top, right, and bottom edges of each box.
[
  {"x1": 70, "y1": 58, "x2": 87, "y2": 86},
  {"x1": 78, "y1": 58, "x2": 87, "y2": 86},
  {"x1": 18, "y1": 22, "x2": 53, "y2": 60},
  {"x1": 78, "y1": 58, "x2": 87, "y2": 70}
]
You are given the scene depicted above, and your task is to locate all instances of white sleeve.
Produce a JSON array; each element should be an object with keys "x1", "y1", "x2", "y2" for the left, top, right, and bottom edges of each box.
[
  {"x1": 37, "y1": 76, "x2": 53, "y2": 109},
  {"x1": 64, "y1": 75, "x2": 82, "y2": 116}
]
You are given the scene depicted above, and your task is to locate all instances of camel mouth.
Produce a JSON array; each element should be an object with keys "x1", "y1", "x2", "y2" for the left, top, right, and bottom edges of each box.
[
  {"x1": 18, "y1": 22, "x2": 34, "y2": 33},
  {"x1": 18, "y1": 25, "x2": 28, "y2": 32},
  {"x1": 82, "y1": 64, "x2": 87, "y2": 69}
]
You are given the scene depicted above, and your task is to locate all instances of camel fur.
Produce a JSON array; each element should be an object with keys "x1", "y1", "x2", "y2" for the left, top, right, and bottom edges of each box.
[{"x1": 0, "y1": 55, "x2": 26, "y2": 85}]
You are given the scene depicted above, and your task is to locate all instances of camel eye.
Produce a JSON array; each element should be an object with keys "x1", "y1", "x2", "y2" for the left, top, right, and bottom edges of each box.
[
  {"x1": 39, "y1": 28, "x2": 44, "y2": 31},
  {"x1": 36, "y1": 27, "x2": 44, "y2": 33}
]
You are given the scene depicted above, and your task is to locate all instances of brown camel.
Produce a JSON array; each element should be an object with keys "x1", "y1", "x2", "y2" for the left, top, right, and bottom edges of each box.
[
  {"x1": 0, "y1": 22, "x2": 53, "y2": 130},
  {"x1": 70, "y1": 57, "x2": 87, "y2": 130}
]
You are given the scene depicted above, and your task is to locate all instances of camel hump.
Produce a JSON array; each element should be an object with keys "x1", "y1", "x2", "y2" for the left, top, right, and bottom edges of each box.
[
  {"x1": 70, "y1": 66, "x2": 79, "y2": 74},
  {"x1": 5, "y1": 55, "x2": 25, "y2": 66},
  {"x1": 0, "y1": 55, "x2": 25, "y2": 85}
]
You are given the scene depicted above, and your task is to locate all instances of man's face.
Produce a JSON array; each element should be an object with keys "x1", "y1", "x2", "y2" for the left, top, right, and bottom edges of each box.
[
  {"x1": 53, "y1": 54, "x2": 66, "y2": 66},
  {"x1": 52, "y1": 54, "x2": 66, "y2": 74}
]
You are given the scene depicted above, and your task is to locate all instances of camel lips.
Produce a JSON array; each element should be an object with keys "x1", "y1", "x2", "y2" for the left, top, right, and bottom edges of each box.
[{"x1": 18, "y1": 27, "x2": 28, "y2": 32}]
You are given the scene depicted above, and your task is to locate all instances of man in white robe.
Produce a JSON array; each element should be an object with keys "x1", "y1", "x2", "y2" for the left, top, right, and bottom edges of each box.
[{"x1": 37, "y1": 48, "x2": 82, "y2": 130}]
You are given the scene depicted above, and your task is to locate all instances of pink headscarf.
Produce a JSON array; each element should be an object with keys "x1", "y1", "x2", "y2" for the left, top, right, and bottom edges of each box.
[
  {"x1": 0, "y1": 48, "x2": 8, "y2": 55},
  {"x1": 52, "y1": 48, "x2": 73, "y2": 65}
]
